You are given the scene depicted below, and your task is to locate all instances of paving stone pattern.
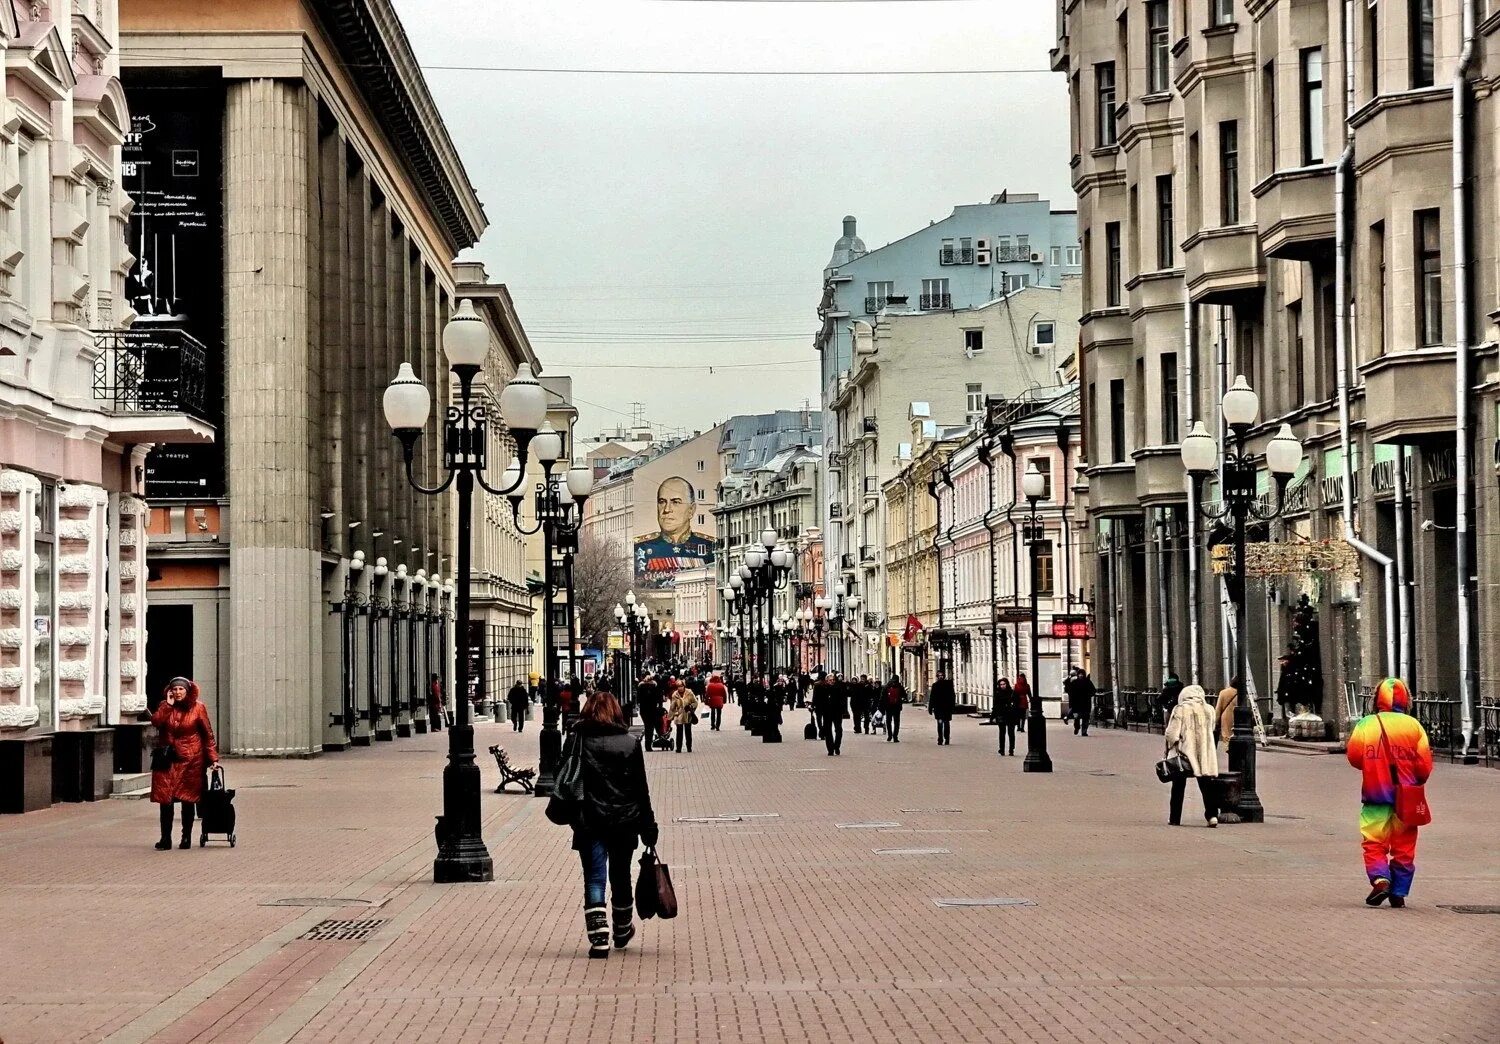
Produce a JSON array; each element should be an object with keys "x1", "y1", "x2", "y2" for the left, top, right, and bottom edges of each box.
[{"x1": 1, "y1": 715, "x2": 1496, "y2": 1043}]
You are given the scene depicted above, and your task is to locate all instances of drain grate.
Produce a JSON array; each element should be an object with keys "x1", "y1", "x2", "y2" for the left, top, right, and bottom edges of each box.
[
  {"x1": 837, "y1": 822, "x2": 900, "y2": 829},
  {"x1": 262, "y1": 897, "x2": 381, "y2": 909},
  {"x1": 933, "y1": 897, "x2": 1036, "y2": 908},
  {"x1": 900, "y1": 808, "x2": 962, "y2": 814},
  {"x1": 1440, "y1": 905, "x2": 1500, "y2": 915},
  {"x1": 676, "y1": 816, "x2": 743, "y2": 824},
  {"x1": 300, "y1": 918, "x2": 387, "y2": 941},
  {"x1": 874, "y1": 847, "x2": 950, "y2": 855},
  {"x1": 721, "y1": 813, "x2": 781, "y2": 819}
]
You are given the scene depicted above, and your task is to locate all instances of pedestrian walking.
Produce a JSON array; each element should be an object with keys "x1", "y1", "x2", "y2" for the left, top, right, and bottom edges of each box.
[
  {"x1": 993, "y1": 677, "x2": 1019, "y2": 756},
  {"x1": 813, "y1": 672, "x2": 847, "y2": 755},
  {"x1": 849, "y1": 676, "x2": 868, "y2": 734},
  {"x1": 669, "y1": 680, "x2": 699, "y2": 753},
  {"x1": 427, "y1": 673, "x2": 445, "y2": 732},
  {"x1": 150, "y1": 677, "x2": 219, "y2": 850},
  {"x1": 1013, "y1": 673, "x2": 1031, "y2": 733},
  {"x1": 1347, "y1": 678, "x2": 1433, "y2": 908},
  {"x1": 559, "y1": 691, "x2": 660, "y2": 958},
  {"x1": 1067, "y1": 668, "x2": 1096, "y2": 736},
  {"x1": 1159, "y1": 669, "x2": 1184, "y2": 728},
  {"x1": 882, "y1": 674, "x2": 905, "y2": 742},
  {"x1": 1162, "y1": 684, "x2": 1220, "y2": 827},
  {"x1": 1215, "y1": 676, "x2": 1240, "y2": 750},
  {"x1": 704, "y1": 673, "x2": 727, "y2": 730},
  {"x1": 929, "y1": 671, "x2": 955, "y2": 745},
  {"x1": 507, "y1": 680, "x2": 529, "y2": 732}
]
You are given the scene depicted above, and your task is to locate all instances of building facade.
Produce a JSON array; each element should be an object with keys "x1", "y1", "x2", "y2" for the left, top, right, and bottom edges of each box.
[
  {"x1": 882, "y1": 427, "x2": 958, "y2": 694},
  {"x1": 125, "y1": 0, "x2": 489, "y2": 754},
  {"x1": 0, "y1": 1, "x2": 206, "y2": 808},
  {"x1": 1056, "y1": 0, "x2": 1500, "y2": 752}
]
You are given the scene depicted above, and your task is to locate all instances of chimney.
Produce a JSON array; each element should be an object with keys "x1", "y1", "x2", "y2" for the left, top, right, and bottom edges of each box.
[{"x1": 843, "y1": 215, "x2": 857, "y2": 237}]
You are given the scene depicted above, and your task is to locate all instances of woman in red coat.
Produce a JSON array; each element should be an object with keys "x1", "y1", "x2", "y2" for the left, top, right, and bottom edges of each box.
[
  {"x1": 1013, "y1": 672, "x2": 1031, "y2": 733},
  {"x1": 150, "y1": 677, "x2": 219, "y2": 850},
  {"x1": 704, "y1": 674, "x2": 728, "y2": 731}
]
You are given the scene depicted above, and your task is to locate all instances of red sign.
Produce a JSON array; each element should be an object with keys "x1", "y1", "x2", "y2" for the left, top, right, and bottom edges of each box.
[{"x1": 1049, "y1": 617, "x2": 1093, "y2": 639}]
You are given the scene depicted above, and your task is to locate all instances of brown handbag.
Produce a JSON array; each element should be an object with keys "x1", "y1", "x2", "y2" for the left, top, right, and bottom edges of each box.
[{"x1": 646, "y1": 846, "x2": 677, "y2": 919}]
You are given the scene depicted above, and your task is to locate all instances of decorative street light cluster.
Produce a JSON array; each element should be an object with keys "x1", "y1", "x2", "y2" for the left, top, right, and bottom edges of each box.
[
  {"x1": 1019, "y1": 460, "x2": 1052, "y2": 774},
  {"x1": 1179, "y1": 375, "x2": 1303, "y2": 823},
  {"x1": 812, "y1": 581, "x2": 859, "y2": 675},
  {"x1": 724, "y1": 527, "x2": 794, "y2": 738},
  {"x1": 382, "y1": 299, "x2": 548, "y2": 884},
  {"x1": 614, "y1": 590, "x2": 651, "y2": 712}
]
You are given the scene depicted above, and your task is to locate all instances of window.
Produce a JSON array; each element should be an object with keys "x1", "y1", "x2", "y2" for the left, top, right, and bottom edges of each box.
[
  {"x1": 1211, "y1": 0, "x2": 1234, "y2": 26},
  {"x1": 697, "y1": 487, "x2": 706, "y2": 499},
  {"x1": 1416, "y1": 209, "x2": 1442, "y2": 346},
  {"x1": 1410, "y1": 0, "x2": 1434, "y2": 89},
  {"x1": 966, "y1": 384, "x2": 984, "y2": 423},
  {"x1": 1188, "y1": 132, "x2": 1202, "y2": 229},
  {"x1": 1005, "y1": 273, "x2": 1031, "y2": 294},
  {"x1": 1109, "y1": 379, "x2": 1127, "y2": 462},
  {"x1": 1033, "y1": 321, "x2": 1056, "y2": 347},
  {"x1": 1155, "y1": 174, "x2": 1175, "y2": 269},
  {"x1": 996, "y1": 234, "x2": 1012, "y2": 261},
  {"x1": 921, "y1": 277, "x2": 950, "y2": 309},
  {"x1": 1301, "y1": 48, "x2": 1324, "y2": 164},
  {"x1": 1371, "y1": 221, "x2": 1387, "y2": 355},
  {"x1": 1147, "y1": 1, "x2": 1170, "y2": 93},
  {"x1": 1065, "y1": 246, "x2": 1082, "y2": 266},
  {"x1": 1087, "y1": 381, "x2": 1098, "y2": 463},
  {"x1": 1051, "y1": 245, "x2": 1062, "y2": 267},
  {"x1": 1367, "y1": 2, "x2": 1380, "y2": 97},
  {"x1": 1105, "y1": 222, "x2": 1122, "y2": 307},
  {"x1": 1160, "y1": 352, "x2": 1179, "y2": 443},
  {"x1": 1263, "y1": 61, "x2": 1278, "y2": 174},
  {"x1": 1027, "y1": 456, "x2": 1053, "y2": 500},
  {"x1": 1219, "y1": 121, "x2": 1240, "y2": 225},
  {"x1": 964, "y1": 329, "x2": 984, "y2": 354},
  {"x1": 1035, "y1": 541, "x2": 1055, "y2": 597},
  {"x1": 1289, "y1": 300, "x2": 1306, "y2": 402},
  {"x1": 34, "y1": 480, "x2": 55, "y2": 728},
  {"x1": 1096, "y1": 62, "x2": 1118, "y2": 147},
  {"x1": 865, "y1": 280, "x2": 894, "y2": 312},
  {"x1": 696, "y1": 514, "x2": 705, "y2": 525},
  {"x1": 697, "y1": 460, "x2": 706, "y2": 471},
  {"x1": 1017, "y1": 234, "x2": 1030, "y2": 259}
]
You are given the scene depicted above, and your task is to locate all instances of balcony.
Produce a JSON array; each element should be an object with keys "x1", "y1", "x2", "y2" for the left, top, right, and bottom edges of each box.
[
  {"x1": 995, "y1": 245, "x2": 1034, "y2": 263},
  {"x1": 920, "y1": 293, "x2": 952, "y2": 310},
  {"x1": 864, "y1": 296, "x2": 888, "y2": 314},
  {"x1": 861, "y1": 416, "x2": 877, "y2": 436},
  {"x1": 1182, "y1": 224, "x2": 1264, "y2": 305},
  {"x1": 828, "y1": 503, "x2": 844, "y2": 520},
  {"x1": 939, "y1": 247, "x2": 974, "y2": 265},
  {"x1": 859, "y1": 544, "x2": 875, "y2": 563},
  {"x1": 1361, "y1": 348, "x2": 1459, "y2": 442},
  {"x1": 1252, "y1": 164, "x2": 1336, "y2": 261},
  {"x1": 863, "y1": 476, "x2": 880, "y2": 496},
  {"x1": 863, "y1": 611, "x2": 883, "y2": 631},
  {"x1": 841, "y1": 552, "x2": 856, "y2": 571},
  {"x1": 91, "y1": 328, "x2": 216, "y2": 444}
]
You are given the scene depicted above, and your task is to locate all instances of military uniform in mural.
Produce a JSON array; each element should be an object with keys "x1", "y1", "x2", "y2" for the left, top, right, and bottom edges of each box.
[{"x1": 633, "y1": 476, "x2": 714, "y2": 590}]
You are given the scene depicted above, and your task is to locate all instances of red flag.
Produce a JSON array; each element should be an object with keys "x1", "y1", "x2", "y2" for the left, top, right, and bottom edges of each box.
[{"x1": 901, "y1": 614, "x2": 923, "y2": 644}]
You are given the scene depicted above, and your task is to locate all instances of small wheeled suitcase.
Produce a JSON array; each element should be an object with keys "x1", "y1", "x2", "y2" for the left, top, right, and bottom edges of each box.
[
  {"x1": 803, "y1": 714, "x2": 818, "y2": 741},
  {"x1": 198, "y1": 765, "x2": 237, "y2": 847}
]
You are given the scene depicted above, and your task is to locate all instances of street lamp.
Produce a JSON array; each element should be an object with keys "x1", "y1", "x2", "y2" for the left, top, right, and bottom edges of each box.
[
  {"x1": 1180, "y1": 375, "x2": 1303, "y2": 823},
  {"x1": 383, "y1": 299, "x2": 546, "y2": 883},
  {"x1": 1020, "y1": 460, "x2": 1052, "y2": 774}
]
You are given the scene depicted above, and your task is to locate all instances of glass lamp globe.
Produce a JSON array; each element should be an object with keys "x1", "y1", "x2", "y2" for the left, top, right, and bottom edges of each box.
[
  {"x1": 761, "y1": 527, "x2": 777, "y2": 549},
  {"x1": 500, "y1": 459, "x2": 521, "y2": 491},
  {"x1": 728, "y1": 573, "x2": 743, "y2": 590},
  {"x1": 498, "y1": 362, "x2": 547, "y2": 433},
  {"x1": 442, "y1": 299, "x2": 489, "y2": 369},
  {"x1": 1266, "y1": 423, "x2": 1303, "y2": 475},
  {"x1": 744, "y1": 548, "x2": 765, "y2": 569},
  {"x1": 532, "y1": 422, "x2": 563, "y2": 465},
  {"x1": 770, "y1": 546, "x2": 789, "y2": 569},
  {"x1": 737, "y1": 564, "x2": 753, "y2": 580},
  {"x1": 1180, "y1": 421, "x2": 1218, "y2": 475},
  {"x1": 834, "y1": 582, "x2": 847, "y2": 598},
  {"x1": 382, "y1": 362, "x2": 430, "y2": 432},
  {"x1": 1022, "y1": 461, "x2": 1046, "y2": 501},
  {"x1": 567, "y1": 462, "x2": 594, "y2": 498},
  {"x1": 625, "y1": 590, "x2": 636, "y2": 606},
  {"x1": 1221, "y1": 374, "x2": 1259, "y2": 428}
]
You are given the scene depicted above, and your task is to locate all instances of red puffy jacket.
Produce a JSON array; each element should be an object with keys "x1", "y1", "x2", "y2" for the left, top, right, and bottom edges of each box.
[{"x1": 705, "y1": 679, "x2": 728, "y2": 709}]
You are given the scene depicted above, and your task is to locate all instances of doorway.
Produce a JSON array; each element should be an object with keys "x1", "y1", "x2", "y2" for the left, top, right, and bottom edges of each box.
[{"x1": 145, "y1": 604, "x2": 194, "y2": 714}]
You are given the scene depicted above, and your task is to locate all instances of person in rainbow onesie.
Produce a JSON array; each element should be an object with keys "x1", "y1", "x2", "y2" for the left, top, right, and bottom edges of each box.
[{"x1": 1346, "y1": 678, "x2": 1433, "y2": 908}]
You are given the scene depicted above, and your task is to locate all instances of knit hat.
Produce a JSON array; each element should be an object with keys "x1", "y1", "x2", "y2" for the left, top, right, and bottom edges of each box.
[{"x1": 167, "y1": 676, "x2": 192, "y2": 690}]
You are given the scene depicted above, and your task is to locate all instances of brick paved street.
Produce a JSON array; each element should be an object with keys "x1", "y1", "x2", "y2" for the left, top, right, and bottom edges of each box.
[{"x1": 1, "y1": 713, "x2": 1497, "y2": 1043}]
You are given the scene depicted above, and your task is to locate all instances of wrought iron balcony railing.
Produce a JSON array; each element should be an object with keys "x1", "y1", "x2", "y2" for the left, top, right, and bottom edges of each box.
[
  {"x1": 92, "y1": 328, "x2": 209, "y2": 418},
  {"x1": 919, "y1": 293, "x2": 952, "y2": 310},
  {"x1": 862, "y1": 416, "x2": 877, "y2": 435}
]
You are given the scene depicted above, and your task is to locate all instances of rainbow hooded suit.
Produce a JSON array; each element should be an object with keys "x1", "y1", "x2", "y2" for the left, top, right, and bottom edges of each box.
[{"x1": 1346, "y1": 678, "x2": 1433, "y2": 896}]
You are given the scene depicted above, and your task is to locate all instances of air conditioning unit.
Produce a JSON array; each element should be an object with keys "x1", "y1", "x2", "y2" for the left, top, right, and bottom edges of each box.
[
  {"x1": 1030, "y1": 251, "x2": 1044, "y2": 263},
  {"x1": 975, "y1": 238, "x2": 990, "y2": 251},
  {"x1": 975, "y1": 249, "x2": 991, "y2": 265},
  {"x1": 1027, "y1": 343, "x2": 1044, "y2": 356}
]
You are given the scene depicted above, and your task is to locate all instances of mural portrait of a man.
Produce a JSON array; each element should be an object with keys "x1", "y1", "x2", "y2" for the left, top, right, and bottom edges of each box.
[{"x1": 633, "y1": 476, "x2": 715, "y2": 588}]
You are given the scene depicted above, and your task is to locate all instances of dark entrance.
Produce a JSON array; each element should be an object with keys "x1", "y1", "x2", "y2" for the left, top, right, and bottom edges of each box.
[{"x1": 145, "y1": 604, "x2": 194, "y2": 713}]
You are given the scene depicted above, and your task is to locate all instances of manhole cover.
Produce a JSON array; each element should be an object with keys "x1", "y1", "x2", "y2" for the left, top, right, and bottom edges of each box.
[
  {"x1": 933, "y1": 897, "x2": 1036, "y2": 908},
  {"x1": 299, "y1": 918, "x2": 387, "y2": 941},
  {"x1": 262, "y1": 897, "x2": 382, "y2": 908},
  {"x1": 874, "y1": 847, "x2": 950, "y2": 855},
  {"x1": 900, "y1": 808, "x2": 962, "y2": 814},
  {"x1": 1439, "y1": 905, "x2": 1500, "y2": 915},
  {"x1": 676, "y1": 816, "x2": 743, "y2": 823},
  {"x1": 837, "y1": 822, "x2": 900, "y2": 829}
]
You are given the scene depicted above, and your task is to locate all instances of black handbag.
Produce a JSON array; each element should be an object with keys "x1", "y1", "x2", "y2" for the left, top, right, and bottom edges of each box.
[
  {"x1": 150, "y1": 745, "x2": 176, "y2": 772},
  {"x1": 1155, "y1": 753, "x2": 1193, "y2": 783},
  {"x1": 544, "y1": 733, "x2": 586, "y2": 825}
]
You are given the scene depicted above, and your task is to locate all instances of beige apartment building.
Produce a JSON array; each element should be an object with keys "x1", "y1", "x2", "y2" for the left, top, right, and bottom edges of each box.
[
  {"x1": 883, "y1": 428, "x2": 957, "y2": 693},
  {"x1": 1055, "y1": 0, "x2": 1500, "y2": 752}
]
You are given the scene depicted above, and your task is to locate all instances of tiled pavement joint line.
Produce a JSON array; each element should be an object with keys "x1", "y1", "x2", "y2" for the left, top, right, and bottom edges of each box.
[
  {"x1": 255, "y1": 798, "x2": 545, "y2": 1044},
  {"x1": 99, "y1": 795, "x2": 539, "y2": 1044}
]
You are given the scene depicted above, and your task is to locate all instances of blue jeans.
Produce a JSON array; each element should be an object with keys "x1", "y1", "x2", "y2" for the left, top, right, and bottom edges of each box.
[{"x1": 578, "y1": 836, "x2": 637, "y2": 907}]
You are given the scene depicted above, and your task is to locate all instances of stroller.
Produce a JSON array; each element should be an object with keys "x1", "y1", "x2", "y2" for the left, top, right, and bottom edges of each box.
[{"x1": 198, "y1": 765, "x2": 238, "y2": 848}]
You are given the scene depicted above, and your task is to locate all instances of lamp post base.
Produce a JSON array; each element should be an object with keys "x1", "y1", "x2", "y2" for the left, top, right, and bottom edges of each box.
[
  {"x1": 1021, "y1": 709, "x2": 1052, "y2": 773},
  {"x1": 534, "y1": 720, "x2": 562, "y2": 797},
  {"x1": 1226, "y1": 717, "x2": 1264, "y2": 823},
  {"x1": 433, "y1": 726, "x2": 493, "y2": 883}
]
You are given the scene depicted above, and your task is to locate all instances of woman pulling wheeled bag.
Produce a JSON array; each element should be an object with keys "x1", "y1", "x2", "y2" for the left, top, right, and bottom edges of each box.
[{"x1": 150, "y1": 677, "x2": 219, "y2": 850}]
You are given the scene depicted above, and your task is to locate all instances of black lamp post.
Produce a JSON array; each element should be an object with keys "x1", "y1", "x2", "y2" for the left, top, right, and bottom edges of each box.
[
  {"x1": 509, "y1": 447, "x2": 593, "y2": 795},
  {"x1": 615, "y1": 592, "x2": 650, "y2": 722},
  {"x1": 1019, "y1": 462, "x2": 1052, "y2": 774},
  {"x1": 382, "y1": 299, "x2": 548, "y2": 884},
  {"x1": 1180, "y1": 376, "x2": 1304, "y2": 824}
]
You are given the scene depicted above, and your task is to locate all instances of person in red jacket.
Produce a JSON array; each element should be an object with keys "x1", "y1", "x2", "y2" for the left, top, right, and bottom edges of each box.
[
  {"x1": 704, "y1": 674, "x2": 728, "y2": 731},
  {"x1": 1347, "y1": 677, "x2": 1433, "y2": 907},
  {"x1": 150, "y1": 677, "x2": 219, "y2": 850},
  {"x1": 1013, "y1": 672, "x2": 1031, "y2": 732}
]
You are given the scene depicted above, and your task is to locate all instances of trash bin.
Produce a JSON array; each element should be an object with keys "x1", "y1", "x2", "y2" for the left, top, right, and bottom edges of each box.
[{"x1": 0, "y1": 734, "x2": 54, "y2": 814}]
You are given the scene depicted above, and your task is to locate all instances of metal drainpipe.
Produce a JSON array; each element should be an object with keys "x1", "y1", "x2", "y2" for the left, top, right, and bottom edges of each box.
[
  {"x1": 1108, "y1": 519, "x2": 1123, "y2": 709},
  {"x1": 1184, "y1": 297, "x2": 1201, "y2": 683},
  {"x1": 1453, "y1": 0, "x2": 1478, "y2": 753},
  {"x1": 1334, "y1": 0, "x2": 1398, "y2": 684},
  {"x1": 1155, "y1": 509, "x2": 1170, "y2": 683},
  {"x1": 1216, "y1": 307, "x2": 1233, "y2": 682},
  {"x1": 1057, "y1": 421, "x2": 1074, "y2": 676},
  {"x1": 1393, "y1": 447, "x2": 1413, "y2": 680},
  {"x1": 980, "y1": 439, "x2": 1000, "y2": 710}
]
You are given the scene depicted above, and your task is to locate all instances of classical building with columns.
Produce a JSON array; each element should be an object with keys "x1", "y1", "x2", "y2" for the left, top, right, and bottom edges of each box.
[
  {"x1": 1, "y1": 1, "x2": 213, "y2": 812},
  {"x1": 122, "y1": 0, "x2": 504, "y2": 755}
]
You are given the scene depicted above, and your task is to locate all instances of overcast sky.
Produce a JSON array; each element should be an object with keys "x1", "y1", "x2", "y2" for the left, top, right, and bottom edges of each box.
[{"x1": 392, "y1": 0, "x2": 1072, "y2": 444}]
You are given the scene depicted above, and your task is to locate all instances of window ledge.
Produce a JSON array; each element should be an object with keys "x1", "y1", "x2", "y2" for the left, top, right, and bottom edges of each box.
[
  {"x1": 1138, "y1": 91, "x2": 1172, "y2": 105},
  {"x1": 1090, "y1": 143, "x2": 1121, "y2": 157},
  {"x1": 1202, "y1": 22, "x2": 1239, "y2": 38}
]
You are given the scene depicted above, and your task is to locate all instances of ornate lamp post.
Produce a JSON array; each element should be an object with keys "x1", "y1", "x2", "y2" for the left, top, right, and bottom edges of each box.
[
  {"x1": 1019, "y1": 461, "x2": 1053, "y2": 774},
  {"x1": 508, "y1": 445, "x2": 592, "y2": 794},
  {"x1": 382, "y1": 299, "x2": 547, "y2": 883},
  {"x1": 1180, "y1": 376, "x2": 1303, "y2": 823}
]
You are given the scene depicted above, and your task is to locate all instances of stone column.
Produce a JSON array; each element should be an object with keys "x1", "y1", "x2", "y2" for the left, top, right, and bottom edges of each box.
[{"x1": 224, "y1": 79, "x2": 320, "y2": 755}]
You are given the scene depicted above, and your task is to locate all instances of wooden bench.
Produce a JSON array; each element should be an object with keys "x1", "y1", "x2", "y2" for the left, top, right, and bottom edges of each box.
[{"x1": 489, "y1": 745, "x2": 536, "y2": 794}]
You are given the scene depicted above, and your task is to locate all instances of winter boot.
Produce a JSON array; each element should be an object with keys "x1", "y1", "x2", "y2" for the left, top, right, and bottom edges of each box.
[
  {"x1": 585, "y1": 906, "x2": 610, "y2": 958},
  {"x1": 611, "y1": 902, "x2": 636, "y2": 949}
]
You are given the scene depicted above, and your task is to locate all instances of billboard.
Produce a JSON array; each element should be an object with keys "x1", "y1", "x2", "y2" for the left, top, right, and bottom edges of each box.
[
  {"x1": 122, "y1": 70, "x2": 225, "y2": 497},
  {"x1": 633, "y1": 477, "x2": 714, "y2": 590}
]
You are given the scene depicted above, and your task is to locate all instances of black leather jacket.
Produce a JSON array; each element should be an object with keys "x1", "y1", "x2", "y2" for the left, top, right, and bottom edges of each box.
[{"x1": 571, "y1": 720, "x2": 658, "y2": 849}]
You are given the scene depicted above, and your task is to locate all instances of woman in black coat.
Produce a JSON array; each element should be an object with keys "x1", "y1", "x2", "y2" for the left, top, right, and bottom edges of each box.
[
  {"x1": 928, "y1": 673, "x2": 956, "y2": 745},
  {"x1": 567, "y1": 691, "x2": 659, "y2": 958},
  {"x1": 992, "y1": 677, "x2": 1020, "y2": 756}
]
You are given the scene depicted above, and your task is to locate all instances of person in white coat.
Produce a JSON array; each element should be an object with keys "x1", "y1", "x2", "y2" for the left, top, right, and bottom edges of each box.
[{"x1": 1163, "y1": 685, "x2": 1221, "y2": 827}]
